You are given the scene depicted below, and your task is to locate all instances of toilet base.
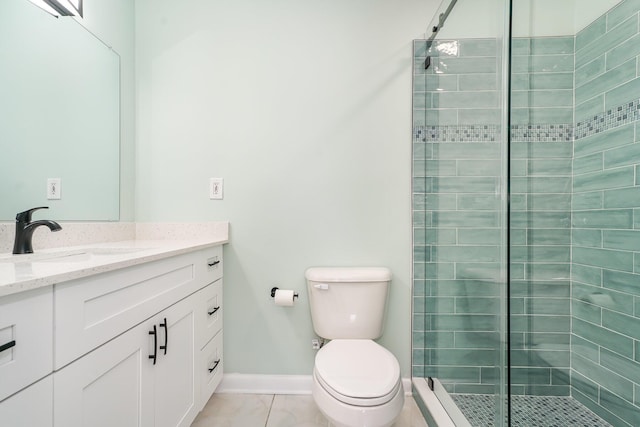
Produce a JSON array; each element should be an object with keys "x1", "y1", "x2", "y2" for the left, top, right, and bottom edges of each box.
[{"x1": 312, "y1": 373, "x2": 404, "y2": 427}]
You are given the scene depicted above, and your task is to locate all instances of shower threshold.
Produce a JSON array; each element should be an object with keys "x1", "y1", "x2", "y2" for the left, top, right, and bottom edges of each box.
[{"x1": 451, "y1": 393, "x2": 612, "y2": 427}]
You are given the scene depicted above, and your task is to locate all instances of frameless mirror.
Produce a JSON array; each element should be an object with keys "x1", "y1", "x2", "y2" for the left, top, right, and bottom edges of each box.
[{"x1": 0, "y1": 0, "x2": 120, "y2": 221}]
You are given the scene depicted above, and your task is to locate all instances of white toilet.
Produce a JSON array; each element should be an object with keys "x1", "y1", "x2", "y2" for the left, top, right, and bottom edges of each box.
[{"x1": 305, "y1": 267, "x2": 404, "y2": 427}]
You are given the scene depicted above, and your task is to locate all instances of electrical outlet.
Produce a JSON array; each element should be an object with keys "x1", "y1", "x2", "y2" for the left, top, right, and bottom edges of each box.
[
  {"x1": 209, "y1": 178, "x2": 223, "y2": 200},
  {"x1": 47, "y1": 178, "x2": 61, "y2": 200}
]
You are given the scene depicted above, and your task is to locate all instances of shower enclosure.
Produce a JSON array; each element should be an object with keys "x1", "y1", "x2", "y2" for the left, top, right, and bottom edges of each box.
[{"x1": 411, "y1": 0, "x2": 640, "y2": 425}]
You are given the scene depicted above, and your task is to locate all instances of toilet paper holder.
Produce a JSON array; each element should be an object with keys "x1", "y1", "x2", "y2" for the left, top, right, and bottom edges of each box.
[{"x1": 271, "y1": 287, "x2": 299, "y2": 300}]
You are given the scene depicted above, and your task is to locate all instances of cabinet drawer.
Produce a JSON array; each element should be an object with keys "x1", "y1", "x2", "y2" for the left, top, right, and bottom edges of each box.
[
  {"x1": 0, "y1": 287, "x2": 53, "y2": 402},
  {"x1": 197, "y1": 280, "x2": 223, "y2": 349},
  {"x1": 54, "y1": 250, "x2": 210, "y2": 369},
  {"x1": 198, "y1": 331, "x2": 223, "y2": 410},
  {"x1": 203, "y1": 246, "x2": 223, "y2": 284},
  {"x1": 0, "y1": 375, "x2": 53, "y2": 427}
]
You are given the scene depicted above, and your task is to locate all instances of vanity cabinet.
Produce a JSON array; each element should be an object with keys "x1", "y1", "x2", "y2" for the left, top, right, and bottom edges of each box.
[
  {"x1": 54, "y1": 288, "x2": 201, "y2": 427},
  {"x1": 53, "y1": 248, "x2": 220, "y2": 370},
  {"x1": 0, "y1": 243, "x2": 224, "y2": 427}
]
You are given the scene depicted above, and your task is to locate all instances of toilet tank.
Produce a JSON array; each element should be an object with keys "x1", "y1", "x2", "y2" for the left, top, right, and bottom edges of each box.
[{"x1": 305, "y1": 267, "x2": 392, "y2": 340}]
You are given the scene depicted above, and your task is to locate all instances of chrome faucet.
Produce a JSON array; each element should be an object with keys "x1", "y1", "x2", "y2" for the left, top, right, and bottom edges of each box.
[{"x1": 12, "y1": 207, "x2": 62, "y2": 254}]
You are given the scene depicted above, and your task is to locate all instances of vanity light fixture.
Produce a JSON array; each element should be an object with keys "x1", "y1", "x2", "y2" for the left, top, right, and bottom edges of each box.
[{"x1": 28, "y1": 0, "x2": 82, "y2": 18}]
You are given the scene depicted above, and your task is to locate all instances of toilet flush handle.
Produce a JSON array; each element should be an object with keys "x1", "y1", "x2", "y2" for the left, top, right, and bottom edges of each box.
[{"x1": 314, "y1": 283, "x2": 329, "y2": 290}]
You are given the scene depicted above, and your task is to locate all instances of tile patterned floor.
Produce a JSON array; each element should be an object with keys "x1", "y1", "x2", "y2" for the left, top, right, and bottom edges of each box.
[
  {"x1": 191, "y1": 393, "x2": 429, "y2": 427},
  {"x1": 451, "y1": 394, "x2": 612, "y2": 427}
]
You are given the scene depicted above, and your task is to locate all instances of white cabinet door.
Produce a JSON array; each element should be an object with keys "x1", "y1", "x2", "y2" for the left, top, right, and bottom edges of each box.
[
  {"x1": 152, "y1": 296, "x2": 198, "y2": 427},
  {"x1": 54, "y1": 320, "x2": 154, "y2": 427},
  {"x1": 0, "y1": 376, "x2": 53, "y2": 427},
  {"x1": 54, "y1": 292, "x2": 200, "y2": 427}
]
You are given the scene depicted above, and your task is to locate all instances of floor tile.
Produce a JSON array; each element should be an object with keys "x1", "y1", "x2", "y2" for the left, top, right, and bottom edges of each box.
[
  {"x1": 266, "y1": 395, "x2": 329, "y2": 427},
  {"x1": 192, "y1": 393, "x2": 429, "y2": 427},
  {"x1": 192, "y1": 393, "x2": 273, "y2": 427},
  {"x1": 394, "y1": 396, "x2": 430, "y2": 427}
]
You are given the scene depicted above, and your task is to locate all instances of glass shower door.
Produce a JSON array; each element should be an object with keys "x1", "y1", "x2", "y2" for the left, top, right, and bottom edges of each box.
[
  {"x1": 509, "y1": 1, "x2": 640, "y2": 425},
  {"x1": 414, "y1": 1, "x2": 640, "y2": 426},
  {"x1": 412, "y1": 0, "x2": 510, "y2": 424}
]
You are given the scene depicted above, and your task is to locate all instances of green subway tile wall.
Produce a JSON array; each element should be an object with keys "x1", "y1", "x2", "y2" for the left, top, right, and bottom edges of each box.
[
  {"x1": 413, "y1": 37, "x2": 504, "y2": 393},
  {"x1": 413, "y1": 35, "x2": 574, "y2": 396},
  {"x1": 509, "y1": 114, "x2": 573, "y2": 399},
  {"x1": 572, "y1": 1, "x2": 640, "y2": 424},
  {"x1": 413, "y1": 0, "x2": 640, "y2": 423}
]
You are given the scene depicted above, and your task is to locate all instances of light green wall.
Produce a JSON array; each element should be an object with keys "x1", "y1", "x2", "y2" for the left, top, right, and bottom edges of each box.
[{"x1": 134, "y1": 0, "x2": 438, "y2": 376}]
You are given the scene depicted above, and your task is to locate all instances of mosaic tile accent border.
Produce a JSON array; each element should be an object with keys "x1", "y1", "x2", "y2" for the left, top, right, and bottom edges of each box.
[
  {"x1": 413, "y1": 97, "x2": 640, "y2": 143},
  {"x1": 413, "y1": 125, "x2": 499, "y2": 143},
  {"x1": 412, "y1": 124, "x2": 572, "y2": 143},
  {"x1": 575, "y1": 98, "x2": 640, "y2": 140},
  {"x1": 451, "y1": 394, "x2": 612, "y2": 427},
  {"x1": 511, "y1": 124, "x2": 573, "y2": 142}
]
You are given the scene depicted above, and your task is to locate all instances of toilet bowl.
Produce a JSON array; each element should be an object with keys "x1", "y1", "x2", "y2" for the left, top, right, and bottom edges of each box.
[
  {"x1": 312, "y1": 339, "x2": 404, "y2": 427},
  {"x1": 305, "y1": 267, "x2": 404, "y2": 427}
]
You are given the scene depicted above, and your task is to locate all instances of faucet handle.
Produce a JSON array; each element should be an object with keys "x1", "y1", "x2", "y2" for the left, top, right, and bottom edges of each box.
[{"x1": 16, "y1": 206, "x2": 49, "y2": 223}]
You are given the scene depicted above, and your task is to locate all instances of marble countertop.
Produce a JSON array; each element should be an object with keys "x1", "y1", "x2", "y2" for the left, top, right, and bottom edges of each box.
[{"x1": 0, "y1": 237, "x2": 228, "y2": 298}]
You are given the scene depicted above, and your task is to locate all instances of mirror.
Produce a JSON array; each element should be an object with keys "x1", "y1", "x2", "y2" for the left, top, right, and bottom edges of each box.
[{"x1": 0, "y1": 0, "x2": 120, "y2": 221}]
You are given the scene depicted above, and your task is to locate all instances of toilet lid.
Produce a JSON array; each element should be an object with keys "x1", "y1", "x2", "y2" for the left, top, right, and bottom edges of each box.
[{"x1": 314, "y1": 340, "x2": 401, "y2": 406}]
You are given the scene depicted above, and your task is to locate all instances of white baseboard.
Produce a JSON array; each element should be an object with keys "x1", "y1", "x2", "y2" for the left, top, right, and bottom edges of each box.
[
  {"x1": 403, "y1": 377, "x2": 412, "y2": 394},
  {"x1": 218, "y1": 374, "x2": 413, "y2": 396},
  {"x1": 218, "y1": 374, "x2": 313, "y2": 394}
]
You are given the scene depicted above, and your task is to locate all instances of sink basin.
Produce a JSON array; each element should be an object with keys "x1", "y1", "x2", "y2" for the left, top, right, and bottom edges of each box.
[
  {"x1": 39, "y1": 247, "x2": 151, "y2": 263},
  {"x1": 0, "y1": 247, "x2": 151, "y2": 264}
]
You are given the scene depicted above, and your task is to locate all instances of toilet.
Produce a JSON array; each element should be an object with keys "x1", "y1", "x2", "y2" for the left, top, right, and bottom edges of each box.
[{"x1": 305, "y1": 267, "x2": 404, "y2": 427}]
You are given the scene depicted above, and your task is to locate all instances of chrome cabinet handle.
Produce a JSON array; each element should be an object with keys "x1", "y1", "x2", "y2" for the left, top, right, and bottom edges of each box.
[{"x1": 0, "y1": 340, "x2": 16, "y2": 353}]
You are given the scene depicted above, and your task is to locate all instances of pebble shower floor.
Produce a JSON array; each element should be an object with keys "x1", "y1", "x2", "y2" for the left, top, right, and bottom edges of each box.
[{"x1": 450, "y1": 394, "x2": 612, "y2": 427}]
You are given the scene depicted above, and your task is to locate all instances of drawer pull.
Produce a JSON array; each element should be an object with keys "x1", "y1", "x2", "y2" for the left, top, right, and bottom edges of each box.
[
  {"x1": 159, "y1": 318, "x2": 168, "y2": 355},
  {"x1": 0, "y1": 340, "x2": 16, "y2": 353},
  {"x1": 208, "y1": 306, "x2": 220, "y2": 316},
  {"x1": 208, "y1": 260, "x2": 220, "y2": 267},
  {"x1": 208, "y1": 359, "x2": 221, "y2": 373},
  {"x1": 149, "y1": 325, "x2": 157, "y2": 365}
]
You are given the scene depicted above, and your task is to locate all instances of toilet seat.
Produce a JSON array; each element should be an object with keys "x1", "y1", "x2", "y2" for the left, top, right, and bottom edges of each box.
[{"x1": 314, "y1": 339, "x2": 401, "y2": 407}]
